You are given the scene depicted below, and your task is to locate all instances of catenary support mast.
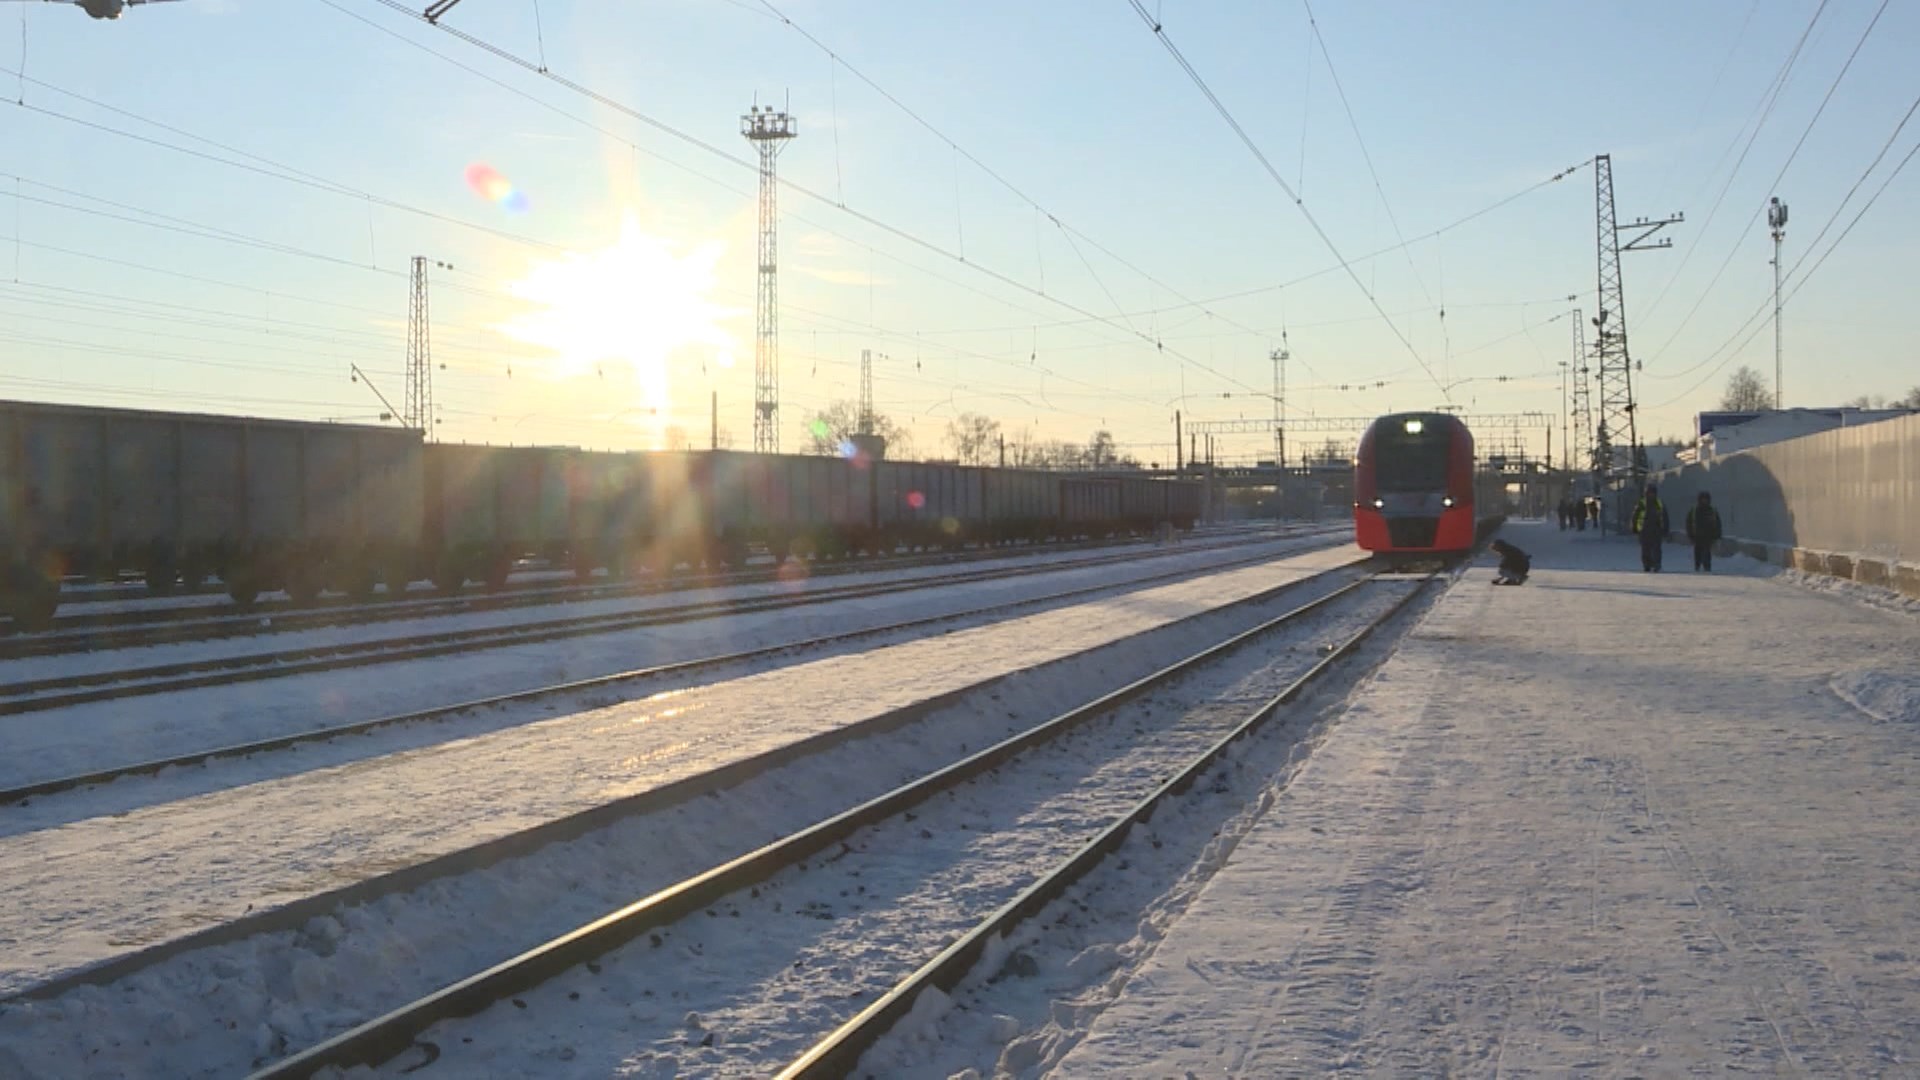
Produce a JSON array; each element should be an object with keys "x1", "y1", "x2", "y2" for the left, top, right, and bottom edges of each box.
[{"x1": 1591, "y1": 153, "x2": 1681, "y2": 489}]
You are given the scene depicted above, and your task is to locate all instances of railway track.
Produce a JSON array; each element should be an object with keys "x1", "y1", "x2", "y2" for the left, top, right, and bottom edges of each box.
[
  {"x1": 0, "y1": 530, "x2": 1339, "y2": 721},
  {"x1": 7, "y1": 523, "x2": 1300, "y2": 657},
  {"x1": 170, "y1": 565, "x2": 1434, "y2": 1078},
  {"x1": 0, "y1": 551, "x2": 1382, "y2": 1077},
  {"x1": 0, "y1": 538, "x2": 1362, "y2": 806}
]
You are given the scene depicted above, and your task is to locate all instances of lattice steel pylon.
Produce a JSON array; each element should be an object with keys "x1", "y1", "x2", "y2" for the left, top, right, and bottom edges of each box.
[
  {"x1": 1592, "y1": 154, "x2": 1681, "y2": 490},
  {"x1": 742, "y1": 104, "x2": 797, "y2": 453},
  {"x1": 406, "y1": 255, "x2": 433, "y2": 438},
  {"x1": 1570, "y1": 306, "x2": 1594, "y2": 490},
  {"x1": 859, "y1": 348, "x2": 874, "y2": 434}
]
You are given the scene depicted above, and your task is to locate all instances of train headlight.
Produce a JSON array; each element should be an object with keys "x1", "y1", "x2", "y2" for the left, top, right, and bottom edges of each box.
[
  {"x1": 1372, "y1": 498, "x2": 1385, "y2": 509},
  {"x1": 1404, "y1": 419, "x2": 1424, "y2": 434},
  {"x1": 1442, "y1": 496, "x2": 1454, "y2": 508}
]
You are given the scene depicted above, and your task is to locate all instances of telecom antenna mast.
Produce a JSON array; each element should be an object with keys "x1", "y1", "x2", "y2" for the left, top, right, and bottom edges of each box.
[
  {"x1": 1768, "y1": 196, "x2": 1788, "y2": 409},
  {"x1": 407, "y1": 255, "x2": 434, "y2": 437},
  {"x1": 742, "y1": 103, "x2": 797, "y2": 453},
  {"x1": 1592, "y1": 153, "x2": 1681, "y2": 488},
  {"x1": 1570, "y1": 307, "x2": 1594, "y2": 488}
]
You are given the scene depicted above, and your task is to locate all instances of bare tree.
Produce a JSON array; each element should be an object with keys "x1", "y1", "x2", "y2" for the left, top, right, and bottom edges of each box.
[
  {"x1": 945, "y1": 412, "x2": 1001, "y2": 466},
  {"x1": 1006, "y1": 428, "x2": 1045, "y2": 468},
  {"x1": 1900, "y1": 386, "x2": 1920, "y2": 409},
  {"x1": 1720, "y1": 365, "x2": 1773, "y2": 411},
  {"x1": 661, "y1": 425, "x2": 692, "y2": 451},
  {"x1": 1087, "y1": 430, "x2": 1117, "y2": 468},
  {"x1": 1844, "y1": 393, "x2": 1888, "y2": 409},
  {"x1": 805, "y1": 400, "x2": 911, "y2": 457}
]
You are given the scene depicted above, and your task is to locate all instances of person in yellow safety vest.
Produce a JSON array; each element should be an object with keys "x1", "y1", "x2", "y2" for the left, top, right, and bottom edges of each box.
[{"x1": 1632, "y1": 483, "x2": 1669, "y2": 572}]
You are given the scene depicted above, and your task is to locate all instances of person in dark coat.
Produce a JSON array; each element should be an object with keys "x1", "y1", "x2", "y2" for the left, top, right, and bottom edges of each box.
[
  {"x1": 1686, "y1": 491, "x2": 1723, "y2": 572},
  {"x1": 1490, "y1": 539, "x2": 1531, "y2": 585},
  {"x1": 1632, "y1": 483, "x2": 1669, "y2": 572}
]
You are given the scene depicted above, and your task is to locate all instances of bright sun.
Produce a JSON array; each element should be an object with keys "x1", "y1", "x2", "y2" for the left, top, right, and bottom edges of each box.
[{"x1": 495, "y1": 216, "x2": 738, "y2": 434}]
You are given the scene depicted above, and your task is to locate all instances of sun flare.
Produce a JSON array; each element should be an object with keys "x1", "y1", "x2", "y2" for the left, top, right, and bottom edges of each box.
[{"x1": 495, "y1": 217, "x2": 739, "y2": 435}]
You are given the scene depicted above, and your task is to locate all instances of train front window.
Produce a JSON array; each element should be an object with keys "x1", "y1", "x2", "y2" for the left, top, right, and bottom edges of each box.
[{"x1": 1373, "y1": 430, "x2": 1450, "y2": 493}]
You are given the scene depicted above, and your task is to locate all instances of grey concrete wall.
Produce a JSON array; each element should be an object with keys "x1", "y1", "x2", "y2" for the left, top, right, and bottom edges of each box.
[{"x1": 1650, "y1": 413, "x2": 1920, "y2": 595}]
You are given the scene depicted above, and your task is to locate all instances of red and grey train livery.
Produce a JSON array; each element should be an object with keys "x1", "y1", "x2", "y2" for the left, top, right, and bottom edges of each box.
[{"x1": 1353, "y1": 411, "x2": 1495, "y2": 556}]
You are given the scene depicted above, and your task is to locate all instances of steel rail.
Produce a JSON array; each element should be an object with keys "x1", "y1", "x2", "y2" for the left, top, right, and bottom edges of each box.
[
  {"x1": 6, "y1": 524, "x2": 1305, "y2": 657},
  {"x1": 244, "y1": 570, "x2": 1395, "y2": 1079},
  {"x1": 778, "y1": 572, "x2": 1438, "y2": 1078},
  {"x1": 0, "y1": 532, "x2": 1336, "y2": 717},
  {"x1": 7, "y1": 560, "x2": 1367, "y2": 1009},
  {"x1": 0, "y1": 546, "x2": 1365, "y2": 805}
]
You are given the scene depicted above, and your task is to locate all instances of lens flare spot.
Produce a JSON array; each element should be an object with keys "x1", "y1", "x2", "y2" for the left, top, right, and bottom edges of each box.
[
  {"x1": 906, "y1": 491, "x2": 926, "y2": 510},
  {"x1": 465, "y1": 163, "x2": 530, "y2": 213},
  {"x1": 809, "y1": 418, "x2": 832, "y2": 440},
  {"x1": 941, "y1": 516, "x2": 960, "y2": 535}
]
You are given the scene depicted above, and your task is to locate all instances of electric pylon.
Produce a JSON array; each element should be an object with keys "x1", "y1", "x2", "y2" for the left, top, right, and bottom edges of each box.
[
  {"x1": 407, "y1": 255, "x2": 433, "y2": 437},
  {"x1": 1570, "y1": 307, "x2": 1594, "y2": 489},
  {"x1": 742, "y1": 104, "x2": 797, "y2": 453},
  {"x1": 1592, "y1": 153, "x2": 1681, "y2": 489},
  {"x1": 859, "y1": 348, "x2": 874, "y2": 434}
]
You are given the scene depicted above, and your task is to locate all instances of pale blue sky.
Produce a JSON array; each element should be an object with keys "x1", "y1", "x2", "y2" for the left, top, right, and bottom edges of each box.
[{"x1": 2, "y1": 0, "x2": 1915, "y2": 464}]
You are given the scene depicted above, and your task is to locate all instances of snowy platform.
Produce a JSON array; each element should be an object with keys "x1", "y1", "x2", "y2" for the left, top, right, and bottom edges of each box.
[{"x1": 1055, "y1": 521, "x2": 1920, "y2": 1076}]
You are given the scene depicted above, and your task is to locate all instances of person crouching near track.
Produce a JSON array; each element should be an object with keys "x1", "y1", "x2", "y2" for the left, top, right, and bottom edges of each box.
[
  {"x1": 1632, "y1": 483, "x2": 1669, "y2": 572},
  {"x1": 1686, "y1": 490, "x2": 1723, "y2": 572},
  {"x1": 1490, "y1": 539, "x2": 1530, "y2": 585}
]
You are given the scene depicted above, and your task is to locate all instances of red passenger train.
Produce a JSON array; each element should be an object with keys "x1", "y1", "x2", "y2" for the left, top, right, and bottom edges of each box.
[{"x1": 1353, "y1": 411, "x2": 1483, "y2": 555}]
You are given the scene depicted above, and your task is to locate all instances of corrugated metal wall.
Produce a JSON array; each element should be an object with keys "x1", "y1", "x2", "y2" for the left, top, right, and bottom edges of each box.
[{"x1": 1652, "y1": 413, "x2": 1918, "y2": 565}]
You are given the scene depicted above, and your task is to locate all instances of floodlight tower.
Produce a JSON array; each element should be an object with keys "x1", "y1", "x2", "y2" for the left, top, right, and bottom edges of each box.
[
  {"x1": 1769, "y1": 196, "x2": 1788, "y2": 409},
  {"x1": 742, "y1": 103, "x2": 797, "y2": 453}
]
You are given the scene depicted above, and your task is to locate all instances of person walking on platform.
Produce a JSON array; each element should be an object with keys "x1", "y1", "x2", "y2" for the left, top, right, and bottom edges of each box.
[
  {"x1": 1633, "y1": 483, "x2": 1669, "y2": 572},
  {"x1": 1686, "y1": 491, "x2": 1723, "y2": 572}
]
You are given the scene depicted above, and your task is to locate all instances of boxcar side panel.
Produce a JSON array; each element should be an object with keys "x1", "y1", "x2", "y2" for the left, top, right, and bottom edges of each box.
[
  {"x1": 105, "y1": 415, "x2": 178, "y2": 555},
  {"x1": 180, "y1": 422, "x2": 243, "y2": 549}
]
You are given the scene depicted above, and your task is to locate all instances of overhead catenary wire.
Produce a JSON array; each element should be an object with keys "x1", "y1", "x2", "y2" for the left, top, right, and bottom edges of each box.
[
  {"x1": 1635, "y1": 1, "x2": 1829, "y2": 330},
  {"x1": 341, "y1": 0, "x2": 1257, "y2": 403},
  {"x1": 1647, "y1": 132, "x2": 1919, "y2": 409},
  {"x1": 1122, "y1": 0, "x2": 1448, "y2": 400},
  {"x1": 1645, "y1": 0, "x2": 1885, "y2": 366}
]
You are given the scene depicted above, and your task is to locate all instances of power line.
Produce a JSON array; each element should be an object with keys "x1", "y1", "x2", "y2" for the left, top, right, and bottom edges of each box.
[
  {"x1": 342, "y1": 0, "x2": 1255, "y2": 401},
  {"x1": 1636, "y1": 1, "x2": 1829, "y2": 330},
  {"x1": 1645, "y1": 0, "x2": 1884, "y2": 366},
  {"x1": 1301, "y1": 0, "x2": 1434, "y2": 314},
  {"x1": 1644, "y1": 89, "x2": 1920, "y2": 386},
  {"x1": 1648, "y1": 134, "x2": 1919, "y2": 409},
  {"x1": 1123, "y1": 0, "x2": 1445, "y2": 398},
  {"x1": 753, "y1": 0, "x2": 1288, "y2": 389}
]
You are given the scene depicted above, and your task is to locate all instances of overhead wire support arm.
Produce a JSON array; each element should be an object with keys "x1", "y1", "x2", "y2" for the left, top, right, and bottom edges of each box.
[{"x1": 423, "y1": 0, "x2": 468, "y2": 24}]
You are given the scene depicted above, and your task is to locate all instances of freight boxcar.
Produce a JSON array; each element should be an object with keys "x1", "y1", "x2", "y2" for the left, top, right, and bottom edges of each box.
[
  {"x1": 981, "y1": 467, "x2": 1059, "y2": 544},
  {"x1": 422, "y1": 443, "x2": 574, "y2": 589},
  {"x1": 707, "y1": 450, "x2": 874, "y2": 559},
  {"x1": 0, "y1": 400, "x2": 423, "y2": 624}
]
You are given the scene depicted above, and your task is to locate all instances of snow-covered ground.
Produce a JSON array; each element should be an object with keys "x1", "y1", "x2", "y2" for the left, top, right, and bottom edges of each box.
[
  {"x1": 0, "y1": 532, "x2": 1338, "y2": 801},
  {"x1": 0, "y1": 545, "x2": 1362, "y2": 1006},
  {"x1": 0, "y1": 565, "x2": 1397, "y2": 1080},
  {"x1": 1001, "y1": 522, "x2": 1920, "y2": 1076}
]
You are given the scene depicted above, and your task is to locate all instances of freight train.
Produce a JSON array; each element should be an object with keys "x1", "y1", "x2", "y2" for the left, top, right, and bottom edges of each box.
[
  {"x1": 0, "y1": 399, "x2": 1202, "y2": 629},
  {"x1": 1353, "y1": 411, "x2": 1507, "y2": 556}
]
